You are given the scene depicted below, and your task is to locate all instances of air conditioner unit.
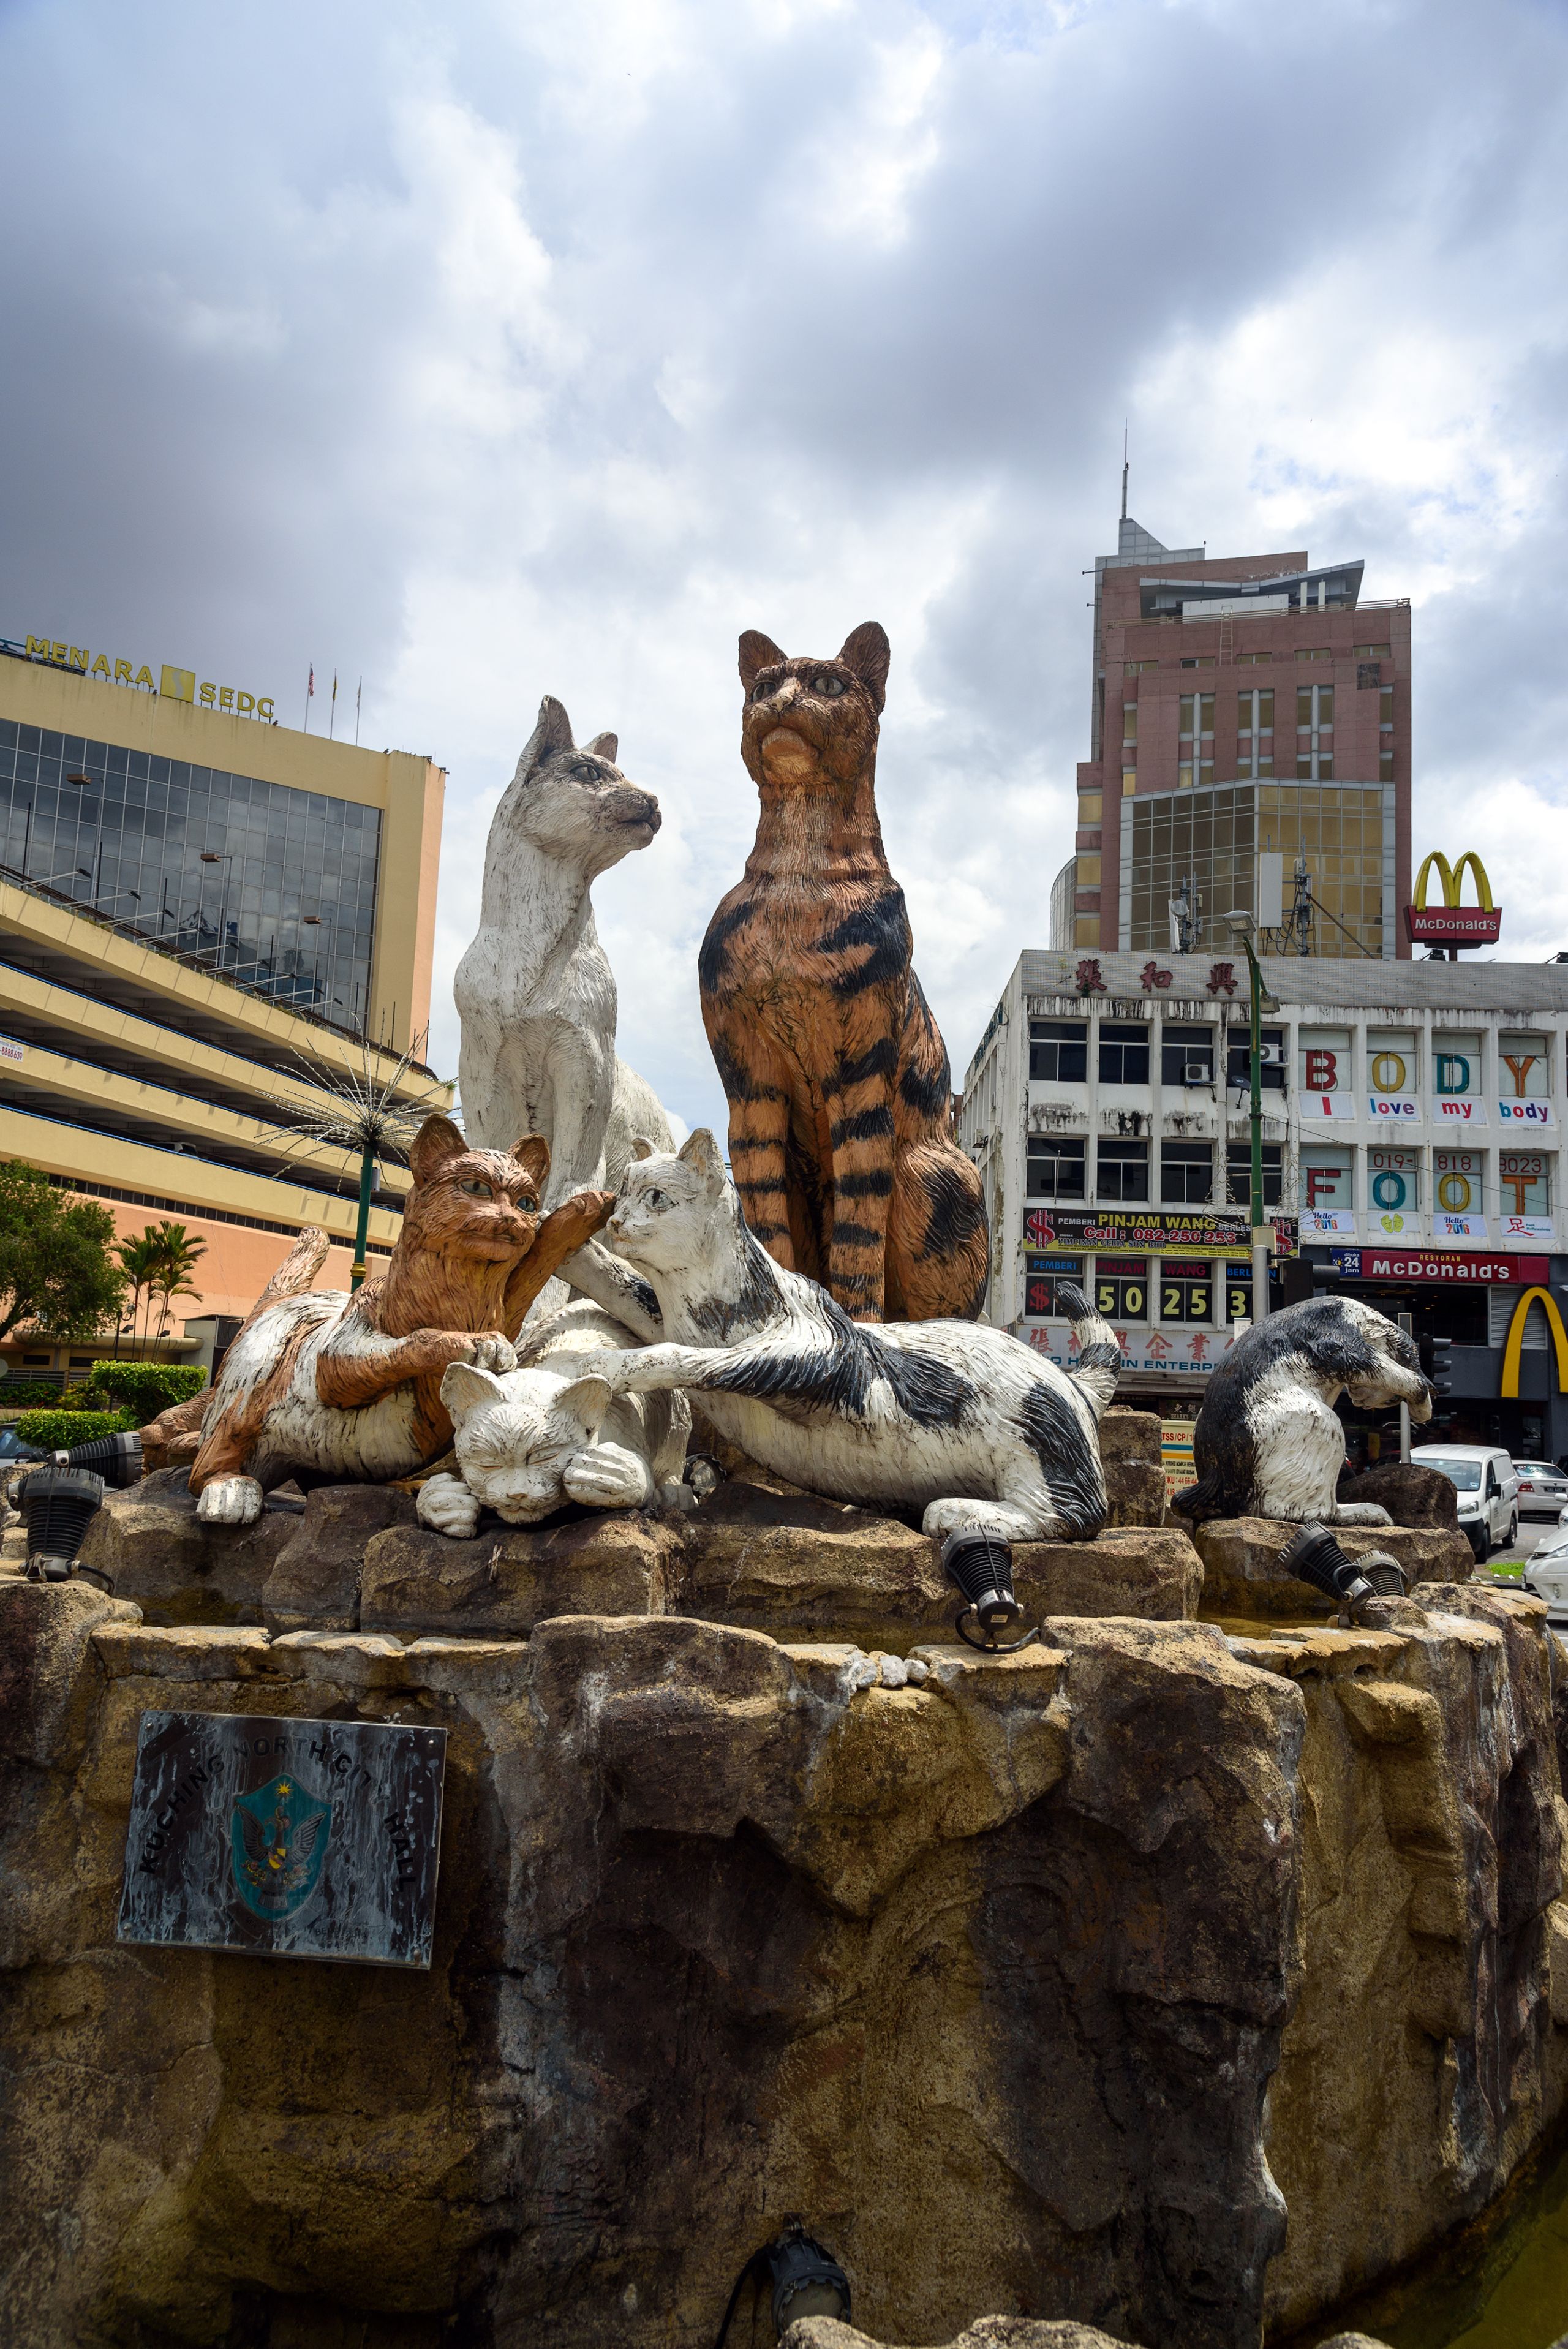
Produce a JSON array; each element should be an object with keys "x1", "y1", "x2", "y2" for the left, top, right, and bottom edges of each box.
[
  {"x1": 1259, "y1": 1044, "x2": 1283, "y2": 1066},
  {"x1": 1182, "y1": 1063, "x2": 1211, "y2": 1085}
]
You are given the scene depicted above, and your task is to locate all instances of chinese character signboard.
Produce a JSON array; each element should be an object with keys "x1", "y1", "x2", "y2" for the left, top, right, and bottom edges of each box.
[
  {"x1": 118, "y1": 1712, "x2": 447, "y2": 1968},
  {"x1": 1023, "y1": 1322, "x2": 1236, "y2": 1376}
]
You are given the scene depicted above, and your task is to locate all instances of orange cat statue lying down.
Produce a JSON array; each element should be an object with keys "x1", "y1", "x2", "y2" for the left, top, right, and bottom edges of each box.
[{"x1": 183, "y1": 1115, "x2": 612, "y2": 1525}]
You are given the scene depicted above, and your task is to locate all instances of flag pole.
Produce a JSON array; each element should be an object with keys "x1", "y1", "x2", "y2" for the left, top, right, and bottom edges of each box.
[
  {"x1": 329, "y1": 671, "x2": 338, "y2": 742},
  {"x1": 304, "y1": 664, "x2": 314, "y2": 733},
  {"x1": 355, "y1": 676, "x2": 362, "y2": 747}
]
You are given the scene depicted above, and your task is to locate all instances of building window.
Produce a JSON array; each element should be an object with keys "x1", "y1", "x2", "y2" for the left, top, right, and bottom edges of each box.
[
  {"x1": 1301, "y1": 1145, "x2": 1353, "y2": 1213},
  {"x1": 1222, "y1": 1260, "x2": 1254, "y2": 1322},
  {"x1": 1123, "y1": 704, "x2": 1137, "y2": 750},
  {"x1": 1122, "y1": 771, "x2": 1137, "y2": 795},
  {"x1": 1295, "y1": 647, "x2": 1332, "y2": 662},
  {"x1": 1161, "y1": 1024, "x2": 1215, "y2": 1086},
  {"x1": 1237, "y1": 689, "x2": 1275, "y2": 779},
  {"x1": 1178, "y1": 693, "x2": 1214, "y2": 790},
  {"x1": 1179, "y1": 657, "x2": 1215, "y2": 670},
  {"x1": 1354, "y1": 643, "x2": 1392, "y2": 661},
  {"x1": 1368, "y1": 1029, "x2": 1419, "y2": 1096},
  {"x1": 1078, "y1": 791, "x2": 1102, "y2": 824},
  {"x1": 1161, "y1": 1142, "x2": 1213, "y2": 1204},
  {"x1": 1226, "y1": 1144, "x2": 1283, "y2": 1210},
  {"x1": 1357, "y1": 663, "x2": 1381, "y2": 690},
  {"x1": 1299, "y1": 1027, "x2": 1352, "y2": 1095},
  {"x1": 1097, "y1": 1139, "x2": 1149, "y2": 1201},
  {"x1": 1027, "y1": 1137, "x2": 1087, "y2": 1199},
  {"x1": 1434, "y1": 1149, "x2": 1483, "y2": 1215},
  {"x1": 1029, "y1": 1020, "x2": 1088, "y2": 1082},
  {"x1": 1159, "y1": 1259, "x2": 1213, "y2": 1322},
  {"x1": 1098, "y1": 1022, "x2": 1150, "y2": 1084},
  {"x1": 1368, "y1": 1147, "x2": 1419, "y2": 1212},
  {"x1": 1225, "y1": 1027, "x2": 1286, "y2": 1092},
  {"x1": 1023, "y1": 1254, "x2": 1085, "y2": 1316},
  {"x1": 1500, "y1": 1152, "x2": 1550, "y2": 1216},
  {"x1": 1074, "y1": 916, "x2": 1100, "y2": 946},
  {"x1": 1094, "y1": 1258, "x2": 1148, "y2": 1320},
  {"x1": 1500, "y1": 1033, "x2": 1550, "y2": 1098},
  {"x1": 1434, "y1": 1031, "x2": 1483, "y2": 1097},
  {"x1": 1125, "y1": 659, "x2": 1158, "y2": 676},
  {"x1": 1296, "y1": 684, "x2": 1333, "y2": 780},
  {"x1": 1077, "y1": 853, "x2": 1102, "y2": 886}
]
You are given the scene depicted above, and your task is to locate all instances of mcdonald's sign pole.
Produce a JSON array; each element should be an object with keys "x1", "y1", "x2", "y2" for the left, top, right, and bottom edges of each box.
[
  {"x1": 1226, "y1": 910, "x2": 1280, "y2": 1323},
  {"x1": 1406, "y1": 851, "x2": 1502, "y2": 956}
]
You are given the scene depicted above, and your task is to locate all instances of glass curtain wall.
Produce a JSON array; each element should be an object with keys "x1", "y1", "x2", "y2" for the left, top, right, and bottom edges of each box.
[
  {"x1": 1126, "y1": 781, "x2": 1385, "y2": 957},
  {"x1": 0, "y1": 719, "x2": 380, "y2": 1033}
]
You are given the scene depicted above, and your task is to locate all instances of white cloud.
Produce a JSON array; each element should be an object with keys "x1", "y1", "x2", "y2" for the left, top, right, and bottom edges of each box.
[{"x1": 2, "y1": 0, "x2": 1568, "y2": 1134}]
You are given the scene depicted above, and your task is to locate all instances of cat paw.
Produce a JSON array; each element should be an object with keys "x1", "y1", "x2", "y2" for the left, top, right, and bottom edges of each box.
[
  {"x1": 418, "y1": 1473, "x2": 480, "y2": 1537},
  {"x1": 466, "y1": 1333, "x2": 518, "y2": 1376},
  {"x1": 655, "y1": 1478, "x2": 699, "y2": 1514},
  {"x1": 196, "y1": 1476, "x2": 263, "y2": 1526},
  {"x1": 564, "y1": 1444, "x2": 652, "y2": 1507},
  {"x1": 1329, "y1": 1501, "x2": 1394, "y2": 1526}
]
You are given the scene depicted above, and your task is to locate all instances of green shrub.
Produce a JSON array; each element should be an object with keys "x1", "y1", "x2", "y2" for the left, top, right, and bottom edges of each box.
[
  {"x1": 82, "y1": 1363, "x2": 208, "y2": 1417},
  {"x1": 0, "y1": 1384, "x2": 62, "y2": 1411},
  {"x1": 15, "y1": 1406, "x2": 139, "y2": 1451}
]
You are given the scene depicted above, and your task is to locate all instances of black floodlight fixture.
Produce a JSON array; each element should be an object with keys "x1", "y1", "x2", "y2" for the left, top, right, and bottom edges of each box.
[
  {"x1": 1278, "y1": 1521, "x2": 1409, "y2": 1623},
  {"x1": 56, "y1": 1427, "x2": 143, "y2": 1487},
  {"x1": 714, "y1": 2221, "x2": 851, "y2": 2346},
  {"x1": 941, "y1": 1525, "x2": 1040, "y2": 1653},
  {"x1": 21, "y1": 1464, "x2": 109, "y2": 1587}
]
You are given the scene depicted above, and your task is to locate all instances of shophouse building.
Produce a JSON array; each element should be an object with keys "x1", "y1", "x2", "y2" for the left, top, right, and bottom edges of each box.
[
  {"x1": 1054, "y1": 513, "x2": 1411, "y2": 962},
  {"x1": 0, "y1": 633, "x2": 450, "y2": 1381},
  {"x1": 959, "y1": 948, "x2": 1568, "y2": 1460}
]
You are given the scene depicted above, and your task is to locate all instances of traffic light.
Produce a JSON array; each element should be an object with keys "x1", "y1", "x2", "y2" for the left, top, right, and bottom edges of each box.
[{"x1": 1419, "y1": 1332, "x2": 1453, "y2": 1396}]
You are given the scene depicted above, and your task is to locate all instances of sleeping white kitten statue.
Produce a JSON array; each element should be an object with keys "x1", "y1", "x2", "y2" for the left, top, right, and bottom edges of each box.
[{"x1": 417, "y1": 1298, "x2": 692, "y2": 1536}]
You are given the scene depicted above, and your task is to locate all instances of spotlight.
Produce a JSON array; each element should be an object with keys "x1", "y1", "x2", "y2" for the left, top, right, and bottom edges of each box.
[
  {"x1": 713, "y1": 2222, "x2": 851, "y2": 2346},
  {"x1": 20, "y1": 1465, "x2": 110, "y2": 1588},
  {"x1": 941, "y1": 1525, "x2": 1039, "y2": 1653},
  {"x1": 55, "y1": 1428, "x2": 143, "y2": 1487},
  {"x1": 1277, "y1": 1522, "x2": 1409, "y2": 1623}
]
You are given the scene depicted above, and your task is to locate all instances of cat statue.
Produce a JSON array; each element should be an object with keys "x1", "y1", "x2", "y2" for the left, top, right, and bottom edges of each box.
[
  {"x1": 416, "y1": 1298, "x2": 693, "y2": 1534},
  {"x1": 189, "y1": 1118, "x2": 613, "y2": 1524},
  {"x1": 1173, "y1": 1297, "x2": 1434, "y2": 1528},
  {"x1": 566, "y1": 1131, "x2": 1120, "y2": 1542},
  {"x1": 455, "y1": 695, "x2": 676, "y2": 1207},
  {"x1": 698, "y1": 622, "x2": 989, "y2": 1323}
]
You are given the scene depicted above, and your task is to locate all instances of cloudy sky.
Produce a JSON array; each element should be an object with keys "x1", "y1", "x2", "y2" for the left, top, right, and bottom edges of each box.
[{"x1": 2, "y1": 0, "x2": 1566, "y2": 1139}]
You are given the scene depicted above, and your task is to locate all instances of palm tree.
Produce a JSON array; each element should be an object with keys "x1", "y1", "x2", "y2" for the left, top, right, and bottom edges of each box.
[
  {"x1": 113, "y1": 1232, "x2": 162, "y2": 1354},
  {"x1": 258, "y1": 1034, "x2": 451, "y2": 1291},
  {"x1": 146, "y1": 1222, "x2": 208, "y2": 1338}
]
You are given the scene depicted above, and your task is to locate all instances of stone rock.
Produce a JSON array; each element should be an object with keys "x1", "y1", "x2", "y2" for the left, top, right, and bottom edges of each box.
[
  {"x1": 1098, "y1": 1405, "x2": 1167, "y2": 1527},
  {"x1": 262, "y1": 1482, "x2": 420, "y2": 1634},
  {"x1": 1337, "y1": 1462, "x2": 1460, "y2": 1530},
  {"x1": 71, "y1": 1465, "x2": 297, "y2": 1624},
  {"x1": 1195, "y1": 1514, "x2": 1474, "y2": 1620},
  {"x1": 358, "y1": 1509, "x2": 682, "y2": 1636}
]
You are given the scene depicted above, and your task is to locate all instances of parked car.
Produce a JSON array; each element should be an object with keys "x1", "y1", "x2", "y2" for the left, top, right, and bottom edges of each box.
[
  {"x1": 0, "y1": 1425, "x2": 43, "y2": 1463},
  {"x1": 1512, "y1": 1460, "x2": 1568, "y2": 1519},
  {"x1": 1410, "y1": 1444, "x2": 1519, "y2": 1562},
  {"x1": 1524, "y1": 1521, "x2": 1568, "y2": 1623}
]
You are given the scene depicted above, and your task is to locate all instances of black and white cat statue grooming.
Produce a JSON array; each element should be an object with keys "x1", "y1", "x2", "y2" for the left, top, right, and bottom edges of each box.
[
  {"x1": 1173, "y1": 1295, "x2": 1433, "y2": 1529},
  {"x1": 565, "y1": 1131, "x2": 1122, "y2": 1542}
]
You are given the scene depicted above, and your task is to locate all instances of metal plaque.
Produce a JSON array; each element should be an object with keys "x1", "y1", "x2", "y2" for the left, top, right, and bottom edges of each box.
[{"x1": 117, "y1": 1711, "x2": 447, "y2": 1968}]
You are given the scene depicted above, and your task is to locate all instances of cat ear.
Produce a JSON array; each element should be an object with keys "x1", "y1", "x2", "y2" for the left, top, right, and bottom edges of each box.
[
  {"x1": 522, "y1": 695, "x2": 575, "y2": 774},
  {"x1": 556, "y1": 1373, "x2": 612, "y2": 1436},
  {"x1": 676, "y1": 1128, "x2": 725, "y2": 1188},
  {"x1": 837, "y1": 622, "x2": 889, "y2": 714},
  {"x1": 587, "y1": 731, "x2": 619, "y2": 763},
  {"x1": 409, "y1": 1115, "x2": 470, "y2": 1188},
  {"x1": 441, "y1": 1360, "x2": 509, "y2": 1419},
  {"x1": 739, "y1": 631, "x2": 787, "y2": 693},
  {"x1": 630, "y1": 1136, "x2": 657, "y2": 1161},
  {"x1": 510, "y1": 1135, "x2": 551, "y2": 1194}
]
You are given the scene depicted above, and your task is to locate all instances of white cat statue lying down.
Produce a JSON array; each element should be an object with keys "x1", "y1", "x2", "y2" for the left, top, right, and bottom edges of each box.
[{"x1": 417, "y1": 1299, "x2": 692, "y2": 1536}]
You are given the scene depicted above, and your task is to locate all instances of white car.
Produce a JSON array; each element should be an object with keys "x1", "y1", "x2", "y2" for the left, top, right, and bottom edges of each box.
[
  {"x1": 1410, "y1": 1444, "x2": 1519, "y2": 1563},
  {"x1": 1524, "y1": 1524, "x2": 1568, "y2": 1623},
  {"x1": 1513, "y1": 1460, "x2": 1568, "y2": 1520}
]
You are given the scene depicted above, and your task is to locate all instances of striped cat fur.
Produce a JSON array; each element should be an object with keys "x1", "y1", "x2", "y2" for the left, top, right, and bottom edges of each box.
[
  {"x1": 698, "y1": 622, "x2": 989, "y2": 1324},
  {"x1": 567, "y1": 1131, "x2": 1120, "y2": 1542}
]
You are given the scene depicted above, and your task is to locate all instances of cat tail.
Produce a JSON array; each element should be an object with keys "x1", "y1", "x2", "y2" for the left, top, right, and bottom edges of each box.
[{"x1": 1058, "y1": 1283, "x2": 1121, "y2": 1419}]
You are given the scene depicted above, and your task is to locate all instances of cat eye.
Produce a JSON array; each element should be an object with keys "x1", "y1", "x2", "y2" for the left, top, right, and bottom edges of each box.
[
  {"x1": 812, "y1": 673, "x2": 846, "y2": 696},
  {"x1": 645, "y1": 1189, "x2": 667, "y2": 1208},
  {"x1": 572, "y1": 761, "x2": 603, "y2": 780},
  {"x1": 459, "y1": 1178, "x2": 494, "y2": 1199}
]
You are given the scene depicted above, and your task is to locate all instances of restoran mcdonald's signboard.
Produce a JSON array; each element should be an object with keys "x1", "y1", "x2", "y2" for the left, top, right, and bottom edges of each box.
[{"x1": 1404, "y1": 850, "x2": 1502, "y2": 948}]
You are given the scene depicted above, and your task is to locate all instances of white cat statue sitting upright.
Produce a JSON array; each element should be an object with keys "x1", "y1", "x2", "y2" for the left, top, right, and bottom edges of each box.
[{"x1": 417, "y1": 1298, "x2": 692, "y2": 1535}]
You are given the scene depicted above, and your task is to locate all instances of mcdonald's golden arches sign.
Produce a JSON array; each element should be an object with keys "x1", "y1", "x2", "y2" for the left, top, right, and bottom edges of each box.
[{"x1": 1405, "y1": 850, "x2": 1502, "y2": 948}]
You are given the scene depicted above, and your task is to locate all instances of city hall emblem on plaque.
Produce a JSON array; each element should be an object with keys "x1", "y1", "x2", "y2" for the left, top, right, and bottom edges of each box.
[{"x1": 231, "y1": 1774, "x2": 331, "y2": 1920}]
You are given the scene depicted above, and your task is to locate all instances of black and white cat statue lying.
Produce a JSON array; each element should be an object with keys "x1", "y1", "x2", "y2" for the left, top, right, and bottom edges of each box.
[
  {"x1": 1174, "y1": 1295, "x2": 1433, "y2": 1529},
  {"x1": 565, "y1": 1130, "x2": 1121, "y2": 1543}
]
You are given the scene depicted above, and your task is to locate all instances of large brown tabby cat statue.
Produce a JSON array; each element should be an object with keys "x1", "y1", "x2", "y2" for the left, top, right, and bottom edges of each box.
[{"x1": 698, "y1": 621, "x2": 989, "y2": 1324}]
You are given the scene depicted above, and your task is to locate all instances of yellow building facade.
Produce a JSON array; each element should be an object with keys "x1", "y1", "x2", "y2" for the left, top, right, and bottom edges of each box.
[{"x1": 0, "y1": 641, "x2": 449, "y2": 1378}]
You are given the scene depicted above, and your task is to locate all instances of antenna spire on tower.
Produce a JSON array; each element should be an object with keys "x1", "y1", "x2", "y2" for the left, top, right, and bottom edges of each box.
[{"x1": 1120, "y1": 421, "x2": 1129, "y2": 522}]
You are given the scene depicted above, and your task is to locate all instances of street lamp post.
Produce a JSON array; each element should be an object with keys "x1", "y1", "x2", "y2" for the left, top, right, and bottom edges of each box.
[{"x1": 1226, "y1": 911, "x2": 1280, "y2": 1325}]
